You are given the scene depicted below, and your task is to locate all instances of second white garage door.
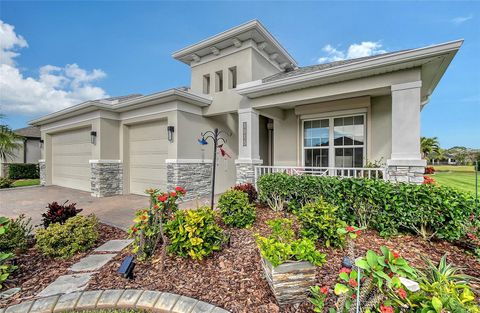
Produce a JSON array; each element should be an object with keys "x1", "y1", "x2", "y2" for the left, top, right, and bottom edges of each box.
[
  {"x1": 129, "y1": 120, "x2": 168, "y2": 195},
  {"x1": 52, "y1": 127, "x2": 92, "y2": 191}
]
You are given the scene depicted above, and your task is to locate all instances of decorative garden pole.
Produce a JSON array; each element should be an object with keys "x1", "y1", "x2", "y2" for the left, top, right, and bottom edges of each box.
[{"x1": 199, "y1": 128, "x2": 230, "y2": 210}]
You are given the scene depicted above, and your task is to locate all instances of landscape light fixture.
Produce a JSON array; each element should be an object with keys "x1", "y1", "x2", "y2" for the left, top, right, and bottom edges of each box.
[
  {"x1": 90, "y1": 131, "x2": 97, "y2": 145},
  {"x1": 118, "y1": 255, "x2": 135, "y2": 280},
  {"x1": 167, "y1": 126, "x2": 175, "y2": 142}
]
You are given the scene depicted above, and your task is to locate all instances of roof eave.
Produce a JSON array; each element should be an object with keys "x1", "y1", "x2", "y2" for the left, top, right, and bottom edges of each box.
[{"x1": 237, "y1": 39, "x2": 463, "y2": 98}]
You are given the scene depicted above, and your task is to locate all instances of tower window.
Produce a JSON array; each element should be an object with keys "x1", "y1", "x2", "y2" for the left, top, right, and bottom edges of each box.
[
  {"x1": 203, "y1": 74, "x2": 210, "y2": 94},
  {"x1": 215, "y1": 70, "x2": 223, "y2": 92},
  {"x1": 228, "y1": 66, "x2": 237, "y2": 89}
]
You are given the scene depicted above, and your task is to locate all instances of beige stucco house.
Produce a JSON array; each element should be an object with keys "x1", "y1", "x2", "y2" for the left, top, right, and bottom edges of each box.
[
  {"x1": 0, "y1": 126, "x2": 41, "y2": 177},
  {"x1": 30, "y1": 20, "x2": 462, "y2": 199}
]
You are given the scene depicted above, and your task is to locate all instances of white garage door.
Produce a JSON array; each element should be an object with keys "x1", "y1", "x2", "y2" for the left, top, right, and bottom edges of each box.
[
  {"x1": 52, "y1": 128, "x2": 91, "y2": 191},
  {"x1": 129, "y1": 120, "x2": 168, "y2": 195}
]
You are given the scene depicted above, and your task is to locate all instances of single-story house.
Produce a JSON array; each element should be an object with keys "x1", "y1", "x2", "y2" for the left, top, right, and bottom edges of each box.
[
  {"x1": 30, "y1": 20, "x2": 462, "y2": 199},
  {"x1": 0, "y1": 126, "x2": 42, "y2": 177}
]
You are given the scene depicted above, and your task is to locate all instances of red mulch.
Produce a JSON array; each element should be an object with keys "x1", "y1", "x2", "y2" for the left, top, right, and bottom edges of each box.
[
  {"x1": 87, "y1": 205, "x2": 480, "y2": 313},
  {"x1": 0, "y1": 223, "x2": 126, "y2": 307}
]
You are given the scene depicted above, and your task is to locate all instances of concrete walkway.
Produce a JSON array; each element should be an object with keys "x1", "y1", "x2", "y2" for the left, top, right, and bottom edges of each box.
[{"x1": 0, "y1": 186, "x2": 219, "y2": 230}]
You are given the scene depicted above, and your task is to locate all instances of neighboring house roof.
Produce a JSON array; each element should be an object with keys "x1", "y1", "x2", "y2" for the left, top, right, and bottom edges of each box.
[
  {"x1": 14, "y1": 126, "x2": 41, "y2": 138},
  {"x1": 30, "y1": 88, "x2": 212, "y2": 126},
  {"x1": 172, "y1": 19, "x2": 297, "y2": 69}
]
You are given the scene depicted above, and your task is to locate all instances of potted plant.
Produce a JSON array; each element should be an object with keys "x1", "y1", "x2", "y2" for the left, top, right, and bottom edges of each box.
[{"x1": 255, "y1": 218, "x2": 326, "y2": 305}]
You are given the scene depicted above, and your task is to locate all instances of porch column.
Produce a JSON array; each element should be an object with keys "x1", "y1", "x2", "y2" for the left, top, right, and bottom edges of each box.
[
  {"x1": 387, "y1": 81, "x2": 426, "y2": 184},
  {"x1": 235, "y1": 108, "x2": 262, "y2": 184}
]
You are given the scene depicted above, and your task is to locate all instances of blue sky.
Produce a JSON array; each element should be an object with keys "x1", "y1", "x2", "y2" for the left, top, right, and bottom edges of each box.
[{"x1": 0, "y1": 1, "x2": 478, "y2": 148}]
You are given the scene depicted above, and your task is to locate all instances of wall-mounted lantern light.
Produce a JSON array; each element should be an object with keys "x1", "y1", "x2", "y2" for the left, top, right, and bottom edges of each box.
[
  {"x1": 167, "y1": 126, "x2": 174, "y2": 142},
  {"x1": 39, "y1": 139, "x2": 44, "y2": 149},
  {"x1": 90, "y1": 131, "x2": 97, "y2": 145}
]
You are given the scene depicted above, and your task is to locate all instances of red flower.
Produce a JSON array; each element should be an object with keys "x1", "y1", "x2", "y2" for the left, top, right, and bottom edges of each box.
[
  {"x1": 153, "y1": 204, "x2": 159, "y2": 209},
  {"x1": 340, "y1": 267, "x2": 352, "y2": 274},
  {"x1": 132, "y1": 227, "x2": 138, "y2": 233},
  {"x1": 346, "y1": 226, "x2": 355, "y2": 232},
  {"x1": 157, "y1": 194, "x2": 168, "y2": 202},
  {"x1": 351, "y1": 294, "x2": 356, "y2": 299},
  {"x1": 380, "y1": 305, "x2": 394, "y2": 313},
  {"x1": 385, "y1": 259, "x2": 389, "y2": 264},
  {"x1": 388, "y1": 272, "x2": 394, "y2": 278},
  {"x1": 348, "y1": 279, "x2": 358, "y2": 288},
  {"x1": 396, "y1": 288, "x2": 407, "y2": 299},
  {"x1": 170, "y1": 191, "x2": 177, "y2": 197},
  {"x1": 355, "y1": 230, "x2": 362, "y2": 235},
  {"x1": 392, "y1": 251, "x2": 400, "y2": 259},
  {"x1": 175, "y1": 186, "x2": 186, "y2": 194},
  {"x1": 320, "y1": 286, "x2": 328, "y2": 294}
]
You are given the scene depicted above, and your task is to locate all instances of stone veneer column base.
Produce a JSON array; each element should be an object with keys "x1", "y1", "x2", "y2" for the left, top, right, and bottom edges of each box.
[
  {"x1": 386, "y1": 159, "x2": 426, "y2": 184},
  {"x1": 90, "y1": 160, "x2": 123, "y2": 197},
  {"x1": 166, "y1": 160, "x2": 213, "y2": 202},
  {"x1": 235, "y1": 160, "x2": 263, "y2": 184},
  {"x1": 39, "y1": 160, "x2": 46, "y2": 186}
]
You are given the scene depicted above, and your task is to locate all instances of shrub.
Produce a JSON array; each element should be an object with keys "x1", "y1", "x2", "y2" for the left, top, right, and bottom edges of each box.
[
  {"x1": 0, "y1": 217, "x2": 16, "y2": 289},
  {"x1": 35, "y1": 215, "x2": 98, "y2": 258},
  {"x1": 257, "y1": 173, "x2": 479, "y2": 241},
  {"x1": 0, "y1": 214, "x2": 32, "y2": 253},
  {"x1": 297, "y1": 198, "x2": 347, "y2": 247},
  {"x1": 424, "y1": 166, "x2": 435, "y2": 174},
  {"x1": 255, "y1": 218, "x2": 326, "y2": 267},
  {"x1": 218, "y1": 190, "x2": 256, "y2": 228},
  {"x1": 0, "y1": 178, "x2": 12, "y2": 189},
  {"x1": 41, "y1": 200, "x2": 82, "y2": 228},
  {"x1": 423, "y1": 175, "x2": 435, "y2": 184},
  {"x1": 129, "y1": 187, "x2": 186, "y2": 261},
  {"x1": 232, "y1": 183, "x2": 258, "y2": 203},
  {"x1": 8, "y1": 163, "x2": 39, "y2": 180},
  {"x1": 165, "y1": 206, "x2": 225, "y2": 260}
]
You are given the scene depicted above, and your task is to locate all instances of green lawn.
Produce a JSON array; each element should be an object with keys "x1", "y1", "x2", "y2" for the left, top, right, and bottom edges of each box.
[
  {"x1": 430, "y1": 165, "x2": 478, "y2": 195},
  {"x1": 12, "y1": 178, "x2": 40, "y2": 187}
]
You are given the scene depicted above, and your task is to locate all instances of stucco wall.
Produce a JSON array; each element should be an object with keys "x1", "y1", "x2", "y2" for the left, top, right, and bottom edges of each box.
[
  {"x1": 25, "y1": 139, "x2": 41, "y2": 163},
  {"x1": 370, "y1": 95, "x2": 392, "y2": 164},
  {"x1": 273, "y1": 109, "x2": 298, "y2": 166}
]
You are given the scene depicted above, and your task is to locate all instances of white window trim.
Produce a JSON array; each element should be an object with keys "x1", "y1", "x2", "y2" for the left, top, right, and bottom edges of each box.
[{"x1": 301, "y1": 113, "x2": 367, "y2": 168}]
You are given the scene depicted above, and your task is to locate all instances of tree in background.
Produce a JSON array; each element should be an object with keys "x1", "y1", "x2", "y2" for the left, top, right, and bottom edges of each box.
[
  {"x1": 0, "y1": 114, "x2": 21, "y2": 161},
  {"x1": 420, "y1": 137, "x2": 440, "y2": 160}
]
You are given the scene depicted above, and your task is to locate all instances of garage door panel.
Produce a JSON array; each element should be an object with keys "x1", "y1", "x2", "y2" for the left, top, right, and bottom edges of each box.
[
  {"x1": 129, "y1": 121, "x2": 167, "y2": 195},
  {"x1": 52, "y1": 128, "x2": 91, "y2": 192}
]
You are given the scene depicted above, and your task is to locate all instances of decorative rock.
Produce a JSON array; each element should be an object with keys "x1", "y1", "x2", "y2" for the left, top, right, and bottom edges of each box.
[
  {"x1": 69, "y1": 254, "x2": 116, "y2": 272},
  {"x1": 342, "y1": 256, "x2": 353, "y2": 268},
  {"x1": 399, "y1": 277, "x2": 420, "y2": 292},
  {"x1": 261, "y1": 257, "x2": 316, "y2": 305},
  {"x1": 37, "y1": 273, "x2": 93, "y2": 297},
  {"x1": 29, "y1": 296, "x2": 59, "y2": 313},
  {"x1": 76, "y1": 290, "x2": 104, "y2": 309},
  {"x1": 135, "y1": 290, "x2": 162, "y2": 309},
  {"x1": 5, "y1": 301, "x2": 33, "y2": 313},
  {"x1": 90, "y1": 161, "x2": 123, "y2": 197},
  {"x1": 171, "y1": 295, "x2": 198, "y2": 313},
  {"x1": 116, "y1": 289, "x2": 143, "y2": 308},
  {"x1": 94, "y1": 240, "x2": 133, "y2": 252},
  {"x1": 52, "y1": 292, "x2": 83, "y2": 312},
  {"x1": 96, "y1": 289, "x2": 124, "y2": 308},
  {"x1": 0, "y1": 288, "x2": 21, "y2": 299},
  {"x1": 154, "y1": 292, "x2": 180, "y2": 311}
]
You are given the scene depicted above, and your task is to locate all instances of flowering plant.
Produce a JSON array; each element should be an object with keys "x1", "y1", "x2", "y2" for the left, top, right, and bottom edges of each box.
[
  {"x1": 129, "y1": 186, "x2": 186, "y2": 261},
  {"x1": 309, "y1": 285, "x2": 328, "y2": 312},
  {"x1": 422, "y1": 175, "x2": 435, "y2": 184}
]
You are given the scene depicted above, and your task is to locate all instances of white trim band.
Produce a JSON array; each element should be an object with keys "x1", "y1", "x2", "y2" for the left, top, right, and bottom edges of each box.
[
  {"x1": 89, "y1": 159, "x2": 122, "y2": 164},
  {"x1": 165, "y1": 159, "x2": 213, "y2": 164}
]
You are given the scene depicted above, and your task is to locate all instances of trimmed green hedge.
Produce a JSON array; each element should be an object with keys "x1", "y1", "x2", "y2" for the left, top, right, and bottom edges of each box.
[
  {"x1": 257, "y1": 173, "x2": 479, "y2": 240},
  {"x1": 8, "y1": 163, "x2": 39, "y2": 180}
]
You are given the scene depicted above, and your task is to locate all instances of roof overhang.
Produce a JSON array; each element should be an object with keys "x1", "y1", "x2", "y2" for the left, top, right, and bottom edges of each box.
[
  {"x1": 236, "y1": 40, "x2": 463, "y2": 102},
  {"x1": 30, "y1": 88, "x2": 212, "y2": 126},
  {"x1": 172, "y1": 20, "x2": 297, "y2": 69}
]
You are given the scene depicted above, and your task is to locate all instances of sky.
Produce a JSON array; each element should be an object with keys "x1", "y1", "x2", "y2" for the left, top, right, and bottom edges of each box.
[{"x1": 0, "y1": 1, "x2": 479, "y2": 149}]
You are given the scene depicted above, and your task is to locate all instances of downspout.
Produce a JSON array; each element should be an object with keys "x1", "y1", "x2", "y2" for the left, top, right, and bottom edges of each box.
[{"x1": 23, "y1": 138, "x2": 27, "y2": 163}]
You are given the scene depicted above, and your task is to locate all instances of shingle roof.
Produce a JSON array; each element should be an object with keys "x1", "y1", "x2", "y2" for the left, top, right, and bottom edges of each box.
[
  {"x1": 14, "y1": 126, "x2": 41, "y2": 138},
  {"x1": 94, "y1": 94, "x2": 143, "y2": 104},
  {"x1": 262, "y1": 50, "x2": 410, "y2": 83}
]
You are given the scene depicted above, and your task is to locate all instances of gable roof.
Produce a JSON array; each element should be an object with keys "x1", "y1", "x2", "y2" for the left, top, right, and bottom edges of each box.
[
  {"x1": 94, "y1": 94, "x2": 143, "y2": 104},
  {"x1": 14, "y1": 126, "x2": 41, "y2": 138}
]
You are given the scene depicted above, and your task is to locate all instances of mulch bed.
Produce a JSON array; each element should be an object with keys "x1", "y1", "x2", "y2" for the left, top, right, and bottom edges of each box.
[
  {"x1": 86, "y1": 205, "x2": 480, "y2": 313},
  {"x1": 0, "y1": 223, "x2": 126, "y2": 308}
]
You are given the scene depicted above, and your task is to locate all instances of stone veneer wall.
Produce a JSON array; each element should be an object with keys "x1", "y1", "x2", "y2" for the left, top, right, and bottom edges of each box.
[
  {"x1": 386, "y1": 165, "x2": 425, "y2": 184},
  {"x1": 235, "y1": 162, "x2": 261, "y2": 184},
  {"x1": 90, "y1": 161, "x2": 123, "y2": 197},
  {"x1": 166, "y1": 162, "x2": 212, "y2": 201},
  {"x1": 39, "y1": 160, "x2": 46, "y2": 186}
]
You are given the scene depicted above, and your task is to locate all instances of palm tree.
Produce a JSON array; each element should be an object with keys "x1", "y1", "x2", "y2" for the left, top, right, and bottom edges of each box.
[
  {"x1": 0, "y1": 114, "x2": 21, "y2": 161},
  {"x1": 420, "y1": 137, "x2": 440, "y2": 160}
]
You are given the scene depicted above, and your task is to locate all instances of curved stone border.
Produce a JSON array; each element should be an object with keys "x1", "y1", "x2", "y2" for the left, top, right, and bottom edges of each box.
[{"x1": 1, "y1": 289, "x2": 230, "y2": 313}]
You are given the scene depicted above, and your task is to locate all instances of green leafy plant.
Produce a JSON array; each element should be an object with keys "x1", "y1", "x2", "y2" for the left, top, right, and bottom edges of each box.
[
  {"x1": 35, "y1": 215, "x2": 99, "y2": 258},
  {"x1": 255, "y1": 218, "x2": 326, "y2": 267},
  {"x1": 0, "y1": 216, "x2": 16, "y2": 289},
  {"x1": 7, "y1": 163, "x2": 39, "y2": 180},
  {"x1": 297, "y1": 198, "x2": 348, "y2": 247},
  {"x1": 232, "y1": 183, "x2": 258, "y2": 203},
  {"x1": 0, "y1": 177, "x2": 12, "y2": 189},
  {"x1": 218, "y1": 190, "x2": 256, "y2": 228},
  {"x1": 129, "y1": 187, "x2": 186, "y2": 261},
  {"x1": 0, "y1": 214, "x2": 32, "y2": 253},
  {"x1": 41, "y1": 200, "x2": 82, "y2": 228},
  {"x1": 165, "y1": 206, "x2": 225, "y2": 260},
  {"x1": 309, "y1": 285, "x2": 329, "y2": 312}
]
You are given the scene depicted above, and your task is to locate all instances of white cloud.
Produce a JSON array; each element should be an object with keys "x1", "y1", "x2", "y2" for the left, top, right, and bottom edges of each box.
[
  {"x1": 0, "y1": 20, "x2": 109, "y2": 115},
  {"x1": 317, "y1": 41, "x2": 387, "y2": 64},
  {"x1": 451, "y1": 15, "x2": 473, "y2": 25}
]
